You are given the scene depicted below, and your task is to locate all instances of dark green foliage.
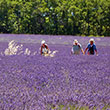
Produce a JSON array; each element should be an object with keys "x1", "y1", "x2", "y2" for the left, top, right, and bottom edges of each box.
[{"x1": 0, "y1": 0, "x2": 110, "y2": 36}]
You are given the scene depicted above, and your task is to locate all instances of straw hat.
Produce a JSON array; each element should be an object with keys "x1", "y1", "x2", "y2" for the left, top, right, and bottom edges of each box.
[
  {"x1": 73, "y1": 39, "x2": 78, "y2": 44},
  {"x1": 41, "y1": 40, "x2": 45, "y2": 45},
  {"x1": 89, "y1": 38, "x2": 95, "y2": 43}
]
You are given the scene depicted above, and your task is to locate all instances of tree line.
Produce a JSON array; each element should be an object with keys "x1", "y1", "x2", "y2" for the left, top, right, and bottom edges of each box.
[{"x1": 0, "y1": 0, "x2": 110, "y2": 36}]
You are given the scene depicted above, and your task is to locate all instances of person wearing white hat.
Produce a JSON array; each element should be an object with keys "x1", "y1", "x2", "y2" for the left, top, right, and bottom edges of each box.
[
  {"x1": 71, "y1": 39, "x2": 84, "y2": 55},
  {"x1": 84, "y1": 38, "x2": 98, "y2": 55},
  {"x1": 40, "y1": 40, "x2": 49, "y2": 55}
]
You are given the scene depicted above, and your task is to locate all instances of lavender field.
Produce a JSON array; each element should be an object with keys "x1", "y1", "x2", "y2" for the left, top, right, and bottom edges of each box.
[{"x1": 0, "y1": 34, "x2": 110, "y2": 110}]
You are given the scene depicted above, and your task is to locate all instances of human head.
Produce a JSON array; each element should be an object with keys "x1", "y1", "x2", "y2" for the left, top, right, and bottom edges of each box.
[
  {"x1": 73, "y1": 39, "x2": 78, "y2": 45},
  {"x1": 41, "y1": 40, "x2": 45, "y2": 45},
  {"x1": 89, "y1": 38, "x2": 94, "y2": 45}
]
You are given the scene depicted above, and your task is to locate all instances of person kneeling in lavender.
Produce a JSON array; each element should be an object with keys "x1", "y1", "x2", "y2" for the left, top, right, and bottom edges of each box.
[
  {"x1": 84, "y1": 38, "x2": 98, "y2": 55},
  {"x1": 71, "y1": 39, "x2": 84, "y2": 55}
]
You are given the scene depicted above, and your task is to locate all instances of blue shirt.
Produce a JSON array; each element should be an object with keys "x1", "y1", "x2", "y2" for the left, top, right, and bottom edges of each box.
[{"x1": 87, "y1": 43, "x2": 97, "y2": 54}]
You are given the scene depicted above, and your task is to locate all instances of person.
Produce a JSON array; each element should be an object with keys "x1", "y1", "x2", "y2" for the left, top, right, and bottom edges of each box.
[
  {"x1": 84, "y1": 38, "x2": 98, "y2": 55},
  {"x1": 40, "y1": 40, "x2": 50, "y2": 56},
  {"x1": 71, "y1": 39, "x2": 84, "y2": 55}
]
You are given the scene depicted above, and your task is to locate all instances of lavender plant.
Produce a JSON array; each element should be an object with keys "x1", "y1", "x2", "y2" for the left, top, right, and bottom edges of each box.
[{"x1": 0, "y1": 35, "x2": 110, "y2": 110}]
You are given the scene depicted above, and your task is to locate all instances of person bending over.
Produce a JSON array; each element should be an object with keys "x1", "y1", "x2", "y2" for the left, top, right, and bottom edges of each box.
[{"x1": 40, "y1": 40, "x2": 50, "y2": 56}]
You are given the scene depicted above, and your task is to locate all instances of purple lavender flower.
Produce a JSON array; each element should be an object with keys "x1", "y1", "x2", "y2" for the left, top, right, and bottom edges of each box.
[{"x1": 0, "y1": 34, "x2": 110, "y2": 109}]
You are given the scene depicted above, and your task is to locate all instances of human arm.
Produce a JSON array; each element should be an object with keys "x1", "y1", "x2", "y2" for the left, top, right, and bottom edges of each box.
[
  {"x1": 95, "y1": 50, "x2": 98, "y2": 56},
  {"x1": 84, "y1": 48, "x2": 88, "y2": 54},
  {"x1": 45, "y1": 44, "x2": 49, "y2": 50},
  {"x1": 79, "y1": 44, "x2": 85, "y2": 55},
  {"x1": 84, "y1": 44, "x2": 90, "y2": 54},
  {"x1": 45, "y1": 44, "x2": 51, "y2": 54},
  {"x1": 81, "y1": 48, "x2": 85, "y2": 55},
  {"x1": 46, "y1": 45, "x2": 50, "y2": 52},
  {"x1": 94, "y1": 45, "x2": 98, "y2": 56}
]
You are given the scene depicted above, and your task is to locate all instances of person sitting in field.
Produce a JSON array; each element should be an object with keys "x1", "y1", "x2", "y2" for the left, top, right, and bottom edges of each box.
[
  {"x1": 40, "y1": 40, "x2": 50, "y2": 56},
  {"x1": 71, "y1": 39, "x2": 84, "y2": 55},
  {"x1": 84, "y1": 38, "x2": 98, "y2": 55}
]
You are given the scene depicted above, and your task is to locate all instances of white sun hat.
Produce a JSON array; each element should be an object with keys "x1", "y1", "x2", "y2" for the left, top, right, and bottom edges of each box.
[
  {"x1": 41, "y1": 40, "x2": 45, "y2": 45},
  {"x1": 89, "y1": 38, "x2": 95, "y2": 43},
  {"x1": 73, "y1": 39, "x2": 78, "y2": 44}
]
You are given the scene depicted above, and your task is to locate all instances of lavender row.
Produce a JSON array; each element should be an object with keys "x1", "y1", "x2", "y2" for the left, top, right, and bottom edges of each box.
[{"x1": 0, "y1": 41, "x2": 110, "y2": 109}]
